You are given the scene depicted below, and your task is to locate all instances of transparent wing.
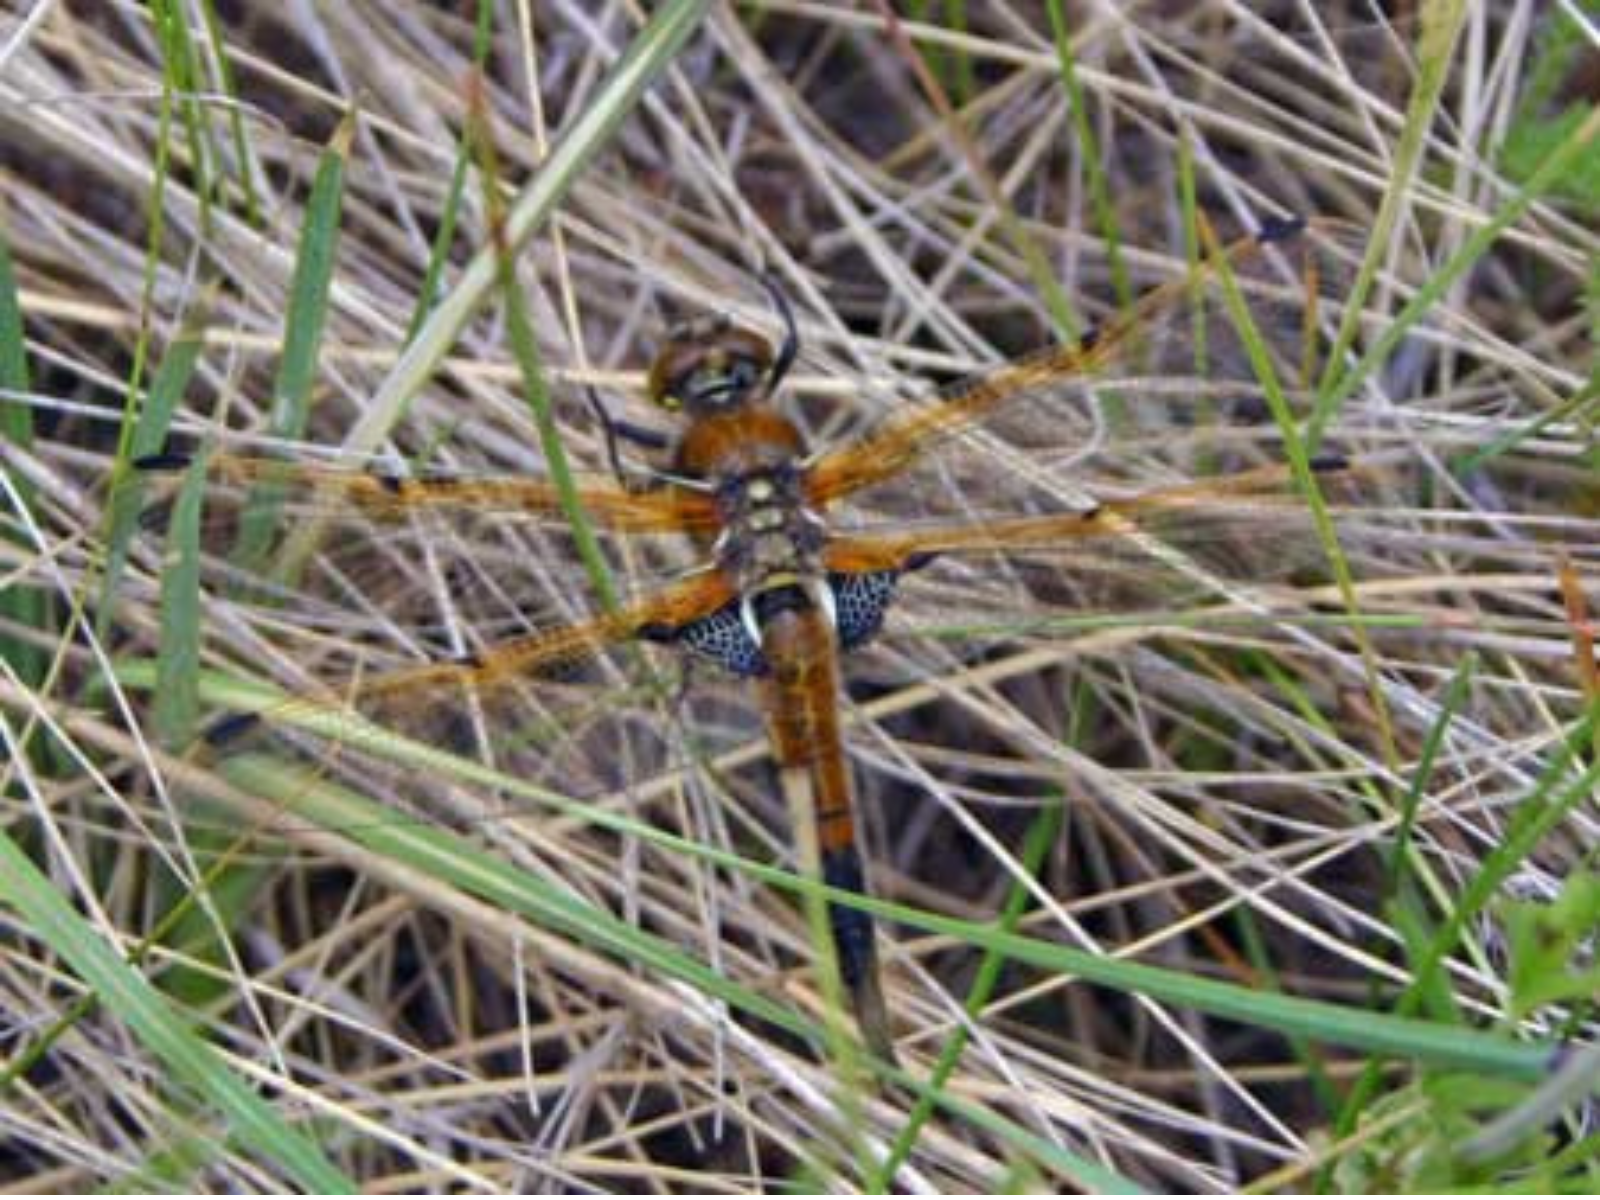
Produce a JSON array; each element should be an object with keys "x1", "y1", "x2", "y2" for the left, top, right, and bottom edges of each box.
[
  {"x1": 176, "y1": 570, "x2": 767, "y2": 862},
  {"x1": 810, "y1": 217, "x2": 1382, "y2": 530},
  {"x1": 121, "y1": 442, "x2": 750, "y2": 840}
]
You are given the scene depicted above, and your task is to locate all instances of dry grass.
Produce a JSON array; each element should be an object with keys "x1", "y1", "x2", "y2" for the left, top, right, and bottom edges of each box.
[{"x1": 1, "y1": 1, "x2": 1596, "y2": 1192}]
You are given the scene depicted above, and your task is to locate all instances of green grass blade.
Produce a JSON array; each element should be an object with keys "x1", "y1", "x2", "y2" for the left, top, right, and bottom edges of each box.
[
  {"x1": 873, "y1": 798, "x2": 1068, "y2": 1189},
  {"x1": 193, "y1": 0, "x2": 263, "y2": 224},
  {"x1": 267, "y1": 116, "x2": 353, "y2": 444},
  {"x1": 1202, "y1": 217, "x2": 1402, "y2": 783},
  {"x1": 274, "y1": 0, "x2": 713, "y2": 578},
  {"x1": 1385, "y1": 652, "x2": 1478, "y2": 901},
  {"x1": 1311, "y1": 0, "x2": 1468, "y2": 425},
  {"x1": 200, "y1": 747, "x2": 1142, "y2": 1190},
  {"x1": 470, "y1": 82, "x2": 620, "y2": 613},
  {"x1": 1454, "y1": 374, "x2": 1599, "y2": 477},
  {"x1": 122, "y1": 660, "x2": 1565, "y2": 1087},
  {"x1": 1332, "y1": 703, "x2": 1600, "y2": 1141},
  {"x1": 215, "y1": 748, "x2": 809, "y2": 1027},
  {"x1": 322, "y1": 0, "x2": 711, "y2": 457},
  {"x1": 0, "y1": 220, "x2": 29, "y2": 435},
  {"x1": 402, "y1": 0, "x2": 494, "y2": 347},
  {"x1": 152, "y1": 457, "x2": 205, "y2": 748},
  {"x1": 1045, "y1": 0, "x2": 1131, "y2": 310},
  {"x1": 97, "y1": 313, "x2": 207, "y2": 641},
  {"x1": 232, "y1": 113, "x2": 353, "y2": 577},
  {"x1": 884, "y1": 8, "x2": 1083, "y2": 342},
  {"x1": 0, "y1": 214, "x2": 47, "y2": 688},
  {"x1": 403, "y1": 0, "x2": 494, "y2": 347},
  {"x1": 1407, "y1": 709, "x2": 1600, "y2": 1015},
  {"x1": 151, "y1": 0, "x2": 217, "y2": 226},
  {"x1": 0, "y1": 826, "x2": 355, "y2": 1192},
  {"x1": 1307, "y1": 103, "x2": 1600, "y2": 448}
]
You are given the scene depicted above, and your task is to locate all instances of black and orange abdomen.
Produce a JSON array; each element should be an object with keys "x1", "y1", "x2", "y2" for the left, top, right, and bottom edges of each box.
[{"x1": 758, "y1": 600, "x2": 894, "y2": 1059}]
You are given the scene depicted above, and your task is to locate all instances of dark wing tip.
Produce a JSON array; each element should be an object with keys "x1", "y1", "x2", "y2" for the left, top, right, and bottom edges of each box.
[
  {"x1": 1308, "y1": 452, "x2": 1351, "y2": 473},
  {"x1": 203, "y1": 712, "x2": 261, "y2": 748},
  {"x1": 132, "y1": 451, "x2": 193, "y2": 472},
  {"x1": 1256, "y1": 215, "x2": 1308, "y2": 245}
]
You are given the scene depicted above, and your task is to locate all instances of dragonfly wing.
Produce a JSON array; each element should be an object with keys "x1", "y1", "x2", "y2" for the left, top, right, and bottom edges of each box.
[
  {"x1": 136, "y1": 450, "x2": 718, "y2": 533},
  {"x1": 805, "y1": 217, "x2": 1371, "y2": 513},
  {"x1": 351, "y1": 569, "x2": 738, "y2": 695},
  {"x1": 128, "y1": 447, "x2": 725, "y2": 675},
  {"x1": 824, "y1": 458, "x2": 1363, "y2": 568},
  {"x1": 200, "y1": 569, "x2": 741, "y2": 816},
  {"x1": 816, "y1": 457, "x2": 1417, "y2": 666},
  {"x1": 210, "y1": 568, "x2": 735, "y2": 730}
]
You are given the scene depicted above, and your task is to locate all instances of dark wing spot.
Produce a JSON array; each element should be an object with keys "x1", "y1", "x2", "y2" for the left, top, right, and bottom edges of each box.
[
  {"x1": 204, "y1": 712, "x2": 261, "y2": 748},
  {"x1": 1256, "y1": 215, "x2": 1307, "y2": 244},
  {"x1": 132, "y1": 452, "x2": 192, "y2": 472},
  {"x1": 673, "y1": 601, "x2": 768, "y2": 677},
  {"x1": 831, "y1": 570, "x2": 902, "y2": 652}
]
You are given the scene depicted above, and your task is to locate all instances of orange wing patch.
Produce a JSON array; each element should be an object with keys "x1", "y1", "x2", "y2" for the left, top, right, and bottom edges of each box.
[{"x1": 139, "y1": 452, "x2": 719, "y2": 534}]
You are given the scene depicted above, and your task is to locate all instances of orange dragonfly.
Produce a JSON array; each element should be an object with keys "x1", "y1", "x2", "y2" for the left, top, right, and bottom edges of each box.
[{"x1": 138, "y1": 215, "x2": 1374, "y2": 1062}]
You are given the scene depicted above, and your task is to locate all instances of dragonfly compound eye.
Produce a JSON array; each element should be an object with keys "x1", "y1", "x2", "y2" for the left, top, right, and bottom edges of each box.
[{"x1": 649, "y1": 323, "x2": 775, "y2": 415}]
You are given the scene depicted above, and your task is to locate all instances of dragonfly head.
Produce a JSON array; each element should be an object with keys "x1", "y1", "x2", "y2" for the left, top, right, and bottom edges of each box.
[{"x1": 649, "y1": 316, "x2": 775, "y2": 418}]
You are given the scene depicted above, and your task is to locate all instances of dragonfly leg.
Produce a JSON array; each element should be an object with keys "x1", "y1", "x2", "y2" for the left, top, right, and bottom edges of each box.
[
  {"x1": 756, "y1": 269, "x2": 800, "y2": 394},
  {"x1": 583, "y1": 385, "x2": 672, "y2": 492}
]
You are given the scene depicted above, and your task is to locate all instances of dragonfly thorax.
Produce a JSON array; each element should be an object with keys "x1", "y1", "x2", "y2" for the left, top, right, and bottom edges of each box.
[
  {"x1": 644, "y1": 305, "x2": 905, "y2": 679},
  {"x1": 650, "y1": 447, "x2": 905, "y2": 681},
  {"x1": 711, "y1": 462, "x2": 829, "y2": 596}
]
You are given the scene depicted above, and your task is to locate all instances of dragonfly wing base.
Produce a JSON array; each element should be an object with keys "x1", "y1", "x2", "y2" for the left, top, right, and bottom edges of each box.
[{"x1": 657, "y1": 569, "x2": 908, "y2": 678}]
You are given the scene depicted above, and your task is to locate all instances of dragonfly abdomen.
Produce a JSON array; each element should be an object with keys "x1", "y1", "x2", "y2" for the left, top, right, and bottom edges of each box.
[{"x1": 757, "y1": 599, "x2": 896, "y2": 1059}]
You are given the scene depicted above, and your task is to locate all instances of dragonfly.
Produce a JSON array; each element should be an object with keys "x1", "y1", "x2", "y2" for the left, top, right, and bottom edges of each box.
[{"x1": 138, "y1": 215, "x2": 1375, "y2": 1063}]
